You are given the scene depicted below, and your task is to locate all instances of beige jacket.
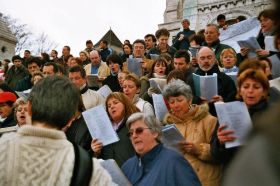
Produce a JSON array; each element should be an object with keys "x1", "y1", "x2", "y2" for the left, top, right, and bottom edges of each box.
[
  {"x1": 164, "y1": 104, "x2": 221, "y2": 186},
  {"x1": 0, "y1": 125, "x2": 116, "y2": 186},
  {"x1": 84, "y1": 61, "x2": 110, "y2": 77}
]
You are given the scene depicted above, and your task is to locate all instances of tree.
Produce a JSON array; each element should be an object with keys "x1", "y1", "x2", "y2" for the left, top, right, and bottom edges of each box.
[
  {"x1": 33, "y1": 32, "x2": 58, "y2": 55},
  {"x1": 2, "y1": 15, "x2": 32, "y2": 54},
  {"x1": 2, "y1": 14, "x2": 57, "y2": 56}
]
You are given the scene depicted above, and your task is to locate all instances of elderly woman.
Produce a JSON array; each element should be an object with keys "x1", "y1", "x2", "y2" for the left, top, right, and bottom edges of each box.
[
  {"x1": 123, "y1": 73, "x2": 155, "y2": 116},
  {"x1": 0, "y1": 92, "x2": 17, "y2": 128},
  {"x1": 122, "y1": 112, "x2": 201, "y2": 186},
  {"x1": 162, "y1": 79, "x2": 221, "y2": 186},
  {"x1": 91, "y1": 92, "x2": 139, "y2": 166},
  {"x1": 14, "y1": 98, "x2": 29, "y2": 127}
]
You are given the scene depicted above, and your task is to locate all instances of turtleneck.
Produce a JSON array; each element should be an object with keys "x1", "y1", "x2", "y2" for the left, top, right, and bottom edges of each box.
[{"x1": 153, "y1": 73, "x2": 166, "y2": 79}]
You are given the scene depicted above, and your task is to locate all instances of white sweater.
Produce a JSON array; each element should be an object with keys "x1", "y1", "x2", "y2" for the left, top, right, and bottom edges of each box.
[{"x1": 0, "y1": 125, "x2": 116, "y2": 186}]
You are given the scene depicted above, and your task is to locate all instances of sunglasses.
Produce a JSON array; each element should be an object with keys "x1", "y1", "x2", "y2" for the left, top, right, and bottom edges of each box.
[{"x1": 127, "y1": 127, "x2": 151, "y2": 137}]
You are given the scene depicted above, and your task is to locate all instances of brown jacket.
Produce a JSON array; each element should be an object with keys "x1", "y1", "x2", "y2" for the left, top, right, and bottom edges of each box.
[{"x1": 164, "y1": 104, "x2": 221, "y2": 186}]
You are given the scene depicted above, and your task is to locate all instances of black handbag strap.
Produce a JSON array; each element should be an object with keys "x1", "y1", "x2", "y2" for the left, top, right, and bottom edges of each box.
[{"x1": 70, "y1": 143, "x2": 93, "y2": 186}]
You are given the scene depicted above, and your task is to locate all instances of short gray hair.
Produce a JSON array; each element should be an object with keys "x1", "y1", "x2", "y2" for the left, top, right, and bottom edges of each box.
[
  {"x1": 126, "y1": 112, "x2": 162, "y2": 141},
  {"x1": 162, "y1": 79, "x2": 193, "y2": 100}
]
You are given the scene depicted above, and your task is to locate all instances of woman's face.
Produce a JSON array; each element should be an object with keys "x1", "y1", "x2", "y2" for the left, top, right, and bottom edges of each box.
[
  {"x1": 123, "y1": 45, "x2": 132, "y2": 55},
  {"x1": 154, "y1": 62, "x2": 167, "y2": 76},
  {"x1": 79, "y1": 53, "x2": 87, "y2": 61},
  {"x1": 0, "y1": 103, "x2": 13, "y2": 118},
  {"x1": 118, "y1": 73, "x2": 127, "y2": 87},
  {"x1": 123, "y1": 80, "x2": 139, "y2": 100},
  {"x1": 221, "y1": 53, "x2": 236, "y2": 69},
  {"x1": 109, "y1": 62, "x2": 120, "y2": 74},
  {"x1": 239, "y1": 78, "x2": 265, "y2": 107},
  {"x1": 168, "y1": 95, "x2": 192, "y2": 119},
  {"x1": 16, "y1": 104, "x2": 28, "y2": 126},
  {"x1": 259, "y1": 16, "x2": 274, "y2": 33},
  {"x1": 107, "y1": 98, "x2": 125, "y2": 123}
]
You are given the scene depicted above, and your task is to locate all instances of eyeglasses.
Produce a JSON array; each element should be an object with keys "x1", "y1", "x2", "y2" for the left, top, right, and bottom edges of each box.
[{"x1": 127, "y1": 127, "x2": 151, "y2": 137}]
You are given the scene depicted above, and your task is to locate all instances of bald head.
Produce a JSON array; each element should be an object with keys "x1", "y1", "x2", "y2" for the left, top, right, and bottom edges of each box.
[
  {"x1": 197, "y1": 47, "x2": 217, "y2": 72},
  {"x1": 90, "y1": 50, "x2": 101, "y2": 66}
]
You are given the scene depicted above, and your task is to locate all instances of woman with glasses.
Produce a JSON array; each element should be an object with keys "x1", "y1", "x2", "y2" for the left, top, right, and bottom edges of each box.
[
  {"x1": 91, "y1": 92, "x2": 139, "y2": 166},
  {"x1": 162, "y1": 79, "x2": 221, "y2": 186},
  {"x1": 122, "y1": 112, "x2": 201, "y2": 186}
]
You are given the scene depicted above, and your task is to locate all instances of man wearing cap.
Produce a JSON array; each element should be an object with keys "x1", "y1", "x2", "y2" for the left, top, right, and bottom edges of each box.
[
  {"x1": 172, "y1": 19, "x2": 195, "y2": 50},
  {"x1": 5, "y1": 55, "x2": 29, "y2": 90},
  {"x1": 0, "y1": 92, "x2": 17, "y2": 128}
]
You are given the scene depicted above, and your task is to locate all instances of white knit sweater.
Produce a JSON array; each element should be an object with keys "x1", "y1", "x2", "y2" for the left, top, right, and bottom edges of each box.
[{"x1": 0, "y1": 125, "x2": 116, "y2": 186}]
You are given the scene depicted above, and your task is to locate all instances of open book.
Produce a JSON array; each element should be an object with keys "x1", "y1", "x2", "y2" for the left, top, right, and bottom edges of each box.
[{"x1": 192, "y1": 73, "x2": 218, "y2": 100}]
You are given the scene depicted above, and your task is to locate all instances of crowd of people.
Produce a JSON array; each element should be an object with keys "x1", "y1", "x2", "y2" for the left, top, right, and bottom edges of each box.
[{"x1": 0, "y1": 7, "x2": 279, "y2": 186}]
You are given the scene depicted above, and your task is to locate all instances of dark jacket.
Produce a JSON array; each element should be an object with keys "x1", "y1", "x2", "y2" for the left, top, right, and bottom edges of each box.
[
  {"x1": 15, "y1": 74, "x2": 33, "y2": 91},
  {"x1": 65, "y1": 114, "x2": 92, "y2": 152},
  {"x1": 122, "y1": 144, "x2": 201, "y2": 186},
  {"x1": 5, "y1": 65, "x2": 29, "y2": 90},
  {"x1": 100, "y1": 118, "x2": 135, "y2": 167},
  {"x1": 100, "y1": 48, "x2": 111, "y2": 62},
  {"x1": 148, "y1": 45, "x2": 177, "y2": 58},
  {"x1": 102, "y1": 73, "x2": 122, "y2": 92},
  {"x1": 172, "y1": 29, "x2": 195, "y2": 50},
  {"x1": 195, "y1": 64, "x2": 237, "y2": 116},
  {"x1": 0, "y1": 112, "x2": 16, "y2": 128}
]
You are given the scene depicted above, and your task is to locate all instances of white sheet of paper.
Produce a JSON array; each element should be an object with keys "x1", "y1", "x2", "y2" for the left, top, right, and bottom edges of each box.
[
  {"x1": 82, "y1": 105, "x2": 119, "y2": 146},
  {"x1": 161, "y1": 124, "x2": 185, "y2": 154},
  {"x1": 15, "y1": 91, "x2": 29, "y2": 100},
  {"x1": 152, "y1": 94, "x2": 168, "y2": 122},
  {"x1": 149, "y1": 78, "x2": 166, "y2": 92},
  {"x1": 99, "y1": 159, "x2": 132, "y2": 186},
  {"x1": 220, "y1": 17, "x2": 260, "y2": 52},
  {"x1": 127, "y1": 58, "x2": 142, "y2": 76},
  {"x1": 237, "y1": 37, "x2": 261, "y2": 58},
  {"x1": 150, "y1": 54, "x2": 159, "y2": 60},
  {"x1": 265, "y1": 36, "x2": 277, "y2": 52},
  {"x1": 269, "y1": 77, "x2": 280, "y2": 90},
  {"x1": 214, "y1": 101, "x2": 253, "y2": 148},
  {"x1": 268, "y1": 54, "x2": 280, "y2": 78},
  {"x1": 97, "y1": 85, "x2": 112, "y2": 99},
  {"x1": 192, "y1": 73, "x2": 218, "y2": 100}
]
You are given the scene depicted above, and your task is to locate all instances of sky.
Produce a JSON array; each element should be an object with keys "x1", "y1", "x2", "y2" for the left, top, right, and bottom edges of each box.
[{"x1": 0, "y1": 0, "x2": 166, "y2": 56}]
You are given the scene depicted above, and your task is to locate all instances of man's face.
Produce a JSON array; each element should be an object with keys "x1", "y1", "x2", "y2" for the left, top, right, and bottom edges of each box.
[
  {"x1": 69, "y1": 71, "x2": 86, "y2": 89},
  {"x1": 62, "y1": 47, "x2": 70, "y2": 56},
  {"x1": 217, "y1": 19, "x2": 226, "y2": 27},
  {"x1": 99, "y1": 41, "x2": 105, "y2": 49},
  {"x1": 13, "y1": 59, "x2": 22, "y2": 68},
  {"x1": 86, "y1": 43, "x2": 93, "y2": 49},
  {"x1": 157, "y1": 35, "x2": 169, "y2": 49},
  {"x1": 27, "y1": 62, "x2": 40, "y2": 75},
  {"x1": 144, "y1": 36, "x2": 155, "y2": 50},
  {"x1": 90, "y1": 51, "x2": 101, "y2": 66},
  {"x1": 197, "y1": 47, "x2": 216, "y2": 72},
  {"x1": 204, "y1": 26, "x2": 220, "y2": 45},
  {"x1": 50, "y1": 50, "x2": 57, "y2": 58},
  {"x1": 174, "y1": 57, "x2": 189, "y2": 71},
  {"x1": 43, "y1": 65, "x2": 55, "y2": 76},
  {"x1": 133, "y1": 43, "x2": 145, "y2": 58},
  {"x1": 182, "y1": 21, "x2": 190, "y2": 29},
  {"x1": 24, "y1": 51, "x2": 31, "y2": 58}
]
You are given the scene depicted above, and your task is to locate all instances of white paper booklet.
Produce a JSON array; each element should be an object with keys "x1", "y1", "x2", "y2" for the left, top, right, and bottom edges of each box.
[
  {"x1": 214, "y1": 101, "x2": 253, "y2": 148},
  {"x1": 97, "y1": 85, "x2": 112, "y2": 99},
  {"x1": 127, "y1": 58, "x2": 142, "y2": 76},
  {"x1": 82, "y1": 105, "x2": 119, "y2": 146},
  {"x1": 152, "y1": 94, "x2": 168, "y2": 122},
  {"x1": 192, "y1": 73, "x2": 218, "y2": 101},
  {"x1": 161, "y1": 124, "x2": 185, "y2": 154}
]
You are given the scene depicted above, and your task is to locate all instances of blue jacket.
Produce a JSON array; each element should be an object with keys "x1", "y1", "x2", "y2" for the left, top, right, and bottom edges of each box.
[
  {"x1": 172, "y1": 29, "x2": 195, "y2": 50},
  {"x1": 122, "y1": 144, "x2": 201, "y2": 186}
]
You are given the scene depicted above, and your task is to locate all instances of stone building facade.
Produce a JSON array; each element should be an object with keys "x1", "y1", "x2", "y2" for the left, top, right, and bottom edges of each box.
[
  {"x1": 159, "y1": 0, "x2": 272, "y2": 44},
  {"x1": 0, "y1": 13, "x2": 17, "y2": 61}
]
